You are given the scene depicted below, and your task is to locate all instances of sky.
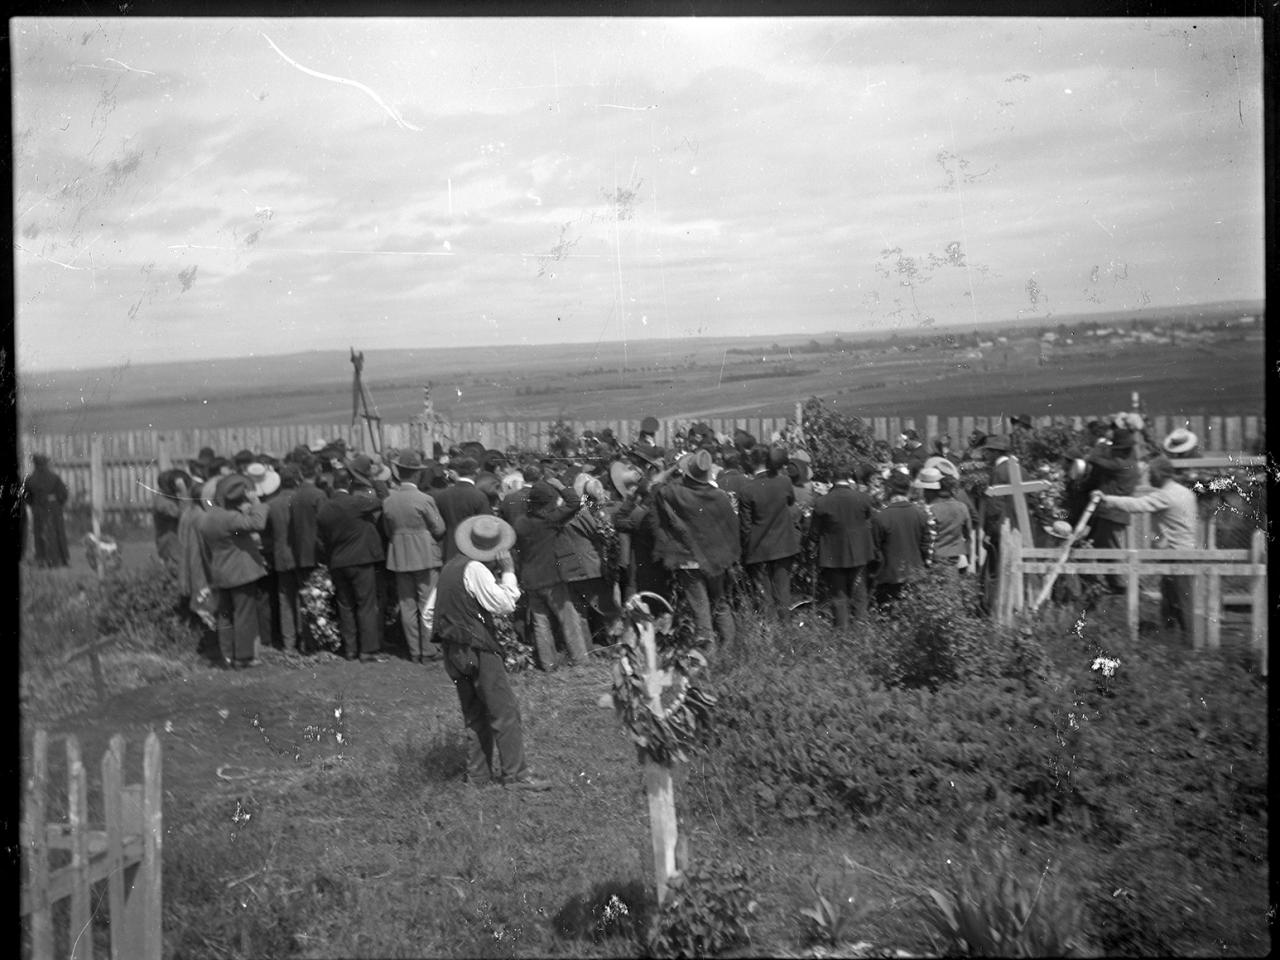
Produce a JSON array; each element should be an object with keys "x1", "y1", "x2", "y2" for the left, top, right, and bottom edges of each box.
[{"x1": 11, "y1": 16, "x2": 1266, "y2": 373}]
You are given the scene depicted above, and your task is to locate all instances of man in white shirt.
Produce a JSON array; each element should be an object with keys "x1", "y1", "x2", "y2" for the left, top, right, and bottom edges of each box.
[
  {"x1": 425, "y1": 515, "x2": 550, "y2": 790},
  {"x1": 1096, "y1": 456, "x2": 1199, "y2": 637}
]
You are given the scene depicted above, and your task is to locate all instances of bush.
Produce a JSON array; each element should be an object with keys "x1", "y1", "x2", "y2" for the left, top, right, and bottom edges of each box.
[
  {"x1": 645, "y1": 860, "x2": 757, "y2": 958},
  {"x1": 93, "y1": 559, "x2": 201, "y2": 648},
  {"x1": 695, "y1": 664, "x2": 1072, "y2": 834},
  {"x1": 860, "y1": 568, "x2": 1051, "y2": 689},
  {"x1": 920, "y1": 844, "x2": 1090, "y2": 957}
]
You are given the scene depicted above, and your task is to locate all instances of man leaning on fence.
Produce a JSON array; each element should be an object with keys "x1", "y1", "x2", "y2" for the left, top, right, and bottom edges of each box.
[{"x1": 1094, "y1": 456, "x2": 1199, "y2": 638}]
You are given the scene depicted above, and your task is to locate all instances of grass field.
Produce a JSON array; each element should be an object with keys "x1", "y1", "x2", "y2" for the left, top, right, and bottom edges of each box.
[
  {"x1": 19, "y1": 548, "x2": 1270, "y2": 959},
  {"x1": 18, "y1": 326, "x2": 1264, "y2": 437}
]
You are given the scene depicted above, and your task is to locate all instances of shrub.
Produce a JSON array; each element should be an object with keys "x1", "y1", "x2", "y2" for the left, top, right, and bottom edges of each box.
[
  {"x1": 694, "y1": 661, "x2": 1073, "y2": 834},
  {"x1": 859, "y1": 568, "x2": 1051, "y2": 689},
  {"x1": 920, "y1": 844, "x2": 1089, "y2": 957},
  {"x1": 645, "y1": 860, "x2": 757, "y2": 958},
  {"x1": 92, "y1": 559, "x2": 200, "y2": 648}
]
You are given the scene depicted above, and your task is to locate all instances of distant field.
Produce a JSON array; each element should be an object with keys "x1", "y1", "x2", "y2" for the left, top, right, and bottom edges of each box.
[{"x1": 18, "y1": 330, "x2": 1265, "y2": 436}]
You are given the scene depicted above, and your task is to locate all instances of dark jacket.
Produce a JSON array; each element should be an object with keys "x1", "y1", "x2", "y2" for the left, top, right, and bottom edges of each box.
[
  {"x1": 433, "y1": 480, "x2": 494, "y2": 561},
  {"x1": 513, "y1": 488, "x2": 582, "y2": 591},
  {"x1": 263, "y1": 488, "x2": 297, "y2": 572},
  {"x1": 198, "y1": 503, "x2": 269, "y2": 589},
  {"x1": 316, "y1": 488, "x2": 385, "y2": 569},
  {"x1": 647, "y1": 477, "x2": 741, "y2": 577},
  {"x1": 809, "y1": 483, "x2": 876, "y2": 569},
  {"x1": 978, "y1": 458, "x2": 1014, "y2": 540},
  {"x1": 1085, "y1": 448, "x2": 1140, "y2": 526},
  {"x1": 289, "y1": 480, "x2": 329, "y2": 568},
  {"x1": 499, "y1": 486, "x2": 533, "y2": 526},
  {"x1": 871, "y1": 499, "x2": 933, "y2": 586},
  {"x1": 739, "y1": 472, "x2": 800, "y2": 564},
  {"x1": 556, "y1": 509, "x2": 604, "y2": 583},
  {"x1": 715, "y1": 468, "x2": 749, "y2": 499}
]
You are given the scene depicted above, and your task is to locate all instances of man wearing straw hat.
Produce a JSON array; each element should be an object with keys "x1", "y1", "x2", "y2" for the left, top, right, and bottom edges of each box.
[
  {"x1": 426, "y1": 515, "x2": 551, "y2": 791},
  {"x1": 381, "y1": 450, "x2": 447, "y2": 663},
  {"x1": 1093, "y1": 456, "x2": 1199, "y2": 638}
]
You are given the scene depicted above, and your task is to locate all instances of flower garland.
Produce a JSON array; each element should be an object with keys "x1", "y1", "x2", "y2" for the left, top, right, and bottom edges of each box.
[
  {"x1": 610, "y1": 594, "x2": 717, "y2": 766},
  {"x1": 299, "y1": 565, "x2": 343, "y2": 654},
  {"x1": 494, "y1": 613, "x2": 534, "y2": 673}
]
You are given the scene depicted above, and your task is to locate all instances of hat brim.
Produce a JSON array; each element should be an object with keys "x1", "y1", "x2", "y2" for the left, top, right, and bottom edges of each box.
[
  {"x1": 913, "y1": 480, "x2": 941, "y2": 490},
  {"x1": 922, "y1": 456, "x2": 960, "y2": 479},
  {"x1": 253, "y1": 471, "x2": 281, "y2": 498},
  {"x1": 1162, "y1": 435, "x2": 1198, "y2": 454},
  {"x1": 454, "y1": 516, "x2": 517, "y2": 562},
  {"x1": 609, "y1": 461, "x2": 642, "y2": 495}
]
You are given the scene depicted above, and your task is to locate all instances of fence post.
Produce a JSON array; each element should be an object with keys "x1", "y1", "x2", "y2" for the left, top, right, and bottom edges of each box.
[
  {"x1": 1126, "y1": 542, "x2": 1141, "y2": 643},
  {"x1": 90, "y1": 435, "x2": 105, "y2": 541},
  {"x1": 142, "y1": 732, "x2": 163, "y2": 960},
  {"x1": 1206, "y1": 571, "x2": 1222, "y2": 650},
  {"x1": 26, "y1": 729, "x2": 53, "y2": 960},
  {"x1": 67, "y1": 735, "x2": 93, "y2": 960},
  {"x1": 102, "y1": 736, "x2": 128, "y2": 960},
  {"x1": 1250, "y1": 530, "x2": 1267, "y2": 676},
  {"x1": 1190, "y1": 572, "x2": 1207, "y2": 650}
]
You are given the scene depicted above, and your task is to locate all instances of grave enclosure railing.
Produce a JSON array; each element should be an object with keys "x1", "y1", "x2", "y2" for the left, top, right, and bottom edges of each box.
[
  {"x1": 21, "y1": 731, "x2": 163, "y2": 960},
  {"x1": 17, "y1": 412, "x2": 1265, "y2": 528}
]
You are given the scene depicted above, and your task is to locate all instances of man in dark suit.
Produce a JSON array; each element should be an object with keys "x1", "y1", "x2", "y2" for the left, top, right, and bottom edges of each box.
[
  {"x1": 316, "y1": 469, "x2": 388, "y2": 662},
  {"x1": 809, "y1": 460, "x2": 877, "y2": 627},
  {"x1": 433, "y1": 458, "x2": 493, "y2": 561},
  {"x1": 513, "y1": 480, "x2": 588, "y2": 669},
  {"x1": 647, "y1": 449, "x2": 741, "y2": 651},
  {"x1": 1083, "y1": 428, "x2": 1141, "y2": 594},
  {"x1": 871, "y1": 471, "x2": 934, "y2": 608},
  {"x1": 499, "y1": 464, "x2": 542, "y2": 527},
  {"x1": 738, "y1": 446, "x2": 801, "y2": 620},
  {"x1": 714, "y1": 450, "x2": 749, "y2": 500}
]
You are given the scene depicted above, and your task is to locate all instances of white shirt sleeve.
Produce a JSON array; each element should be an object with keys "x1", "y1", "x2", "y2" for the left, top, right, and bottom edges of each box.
[{"x1": 463, "y1": 561, "x2": 521, "y2": 616}]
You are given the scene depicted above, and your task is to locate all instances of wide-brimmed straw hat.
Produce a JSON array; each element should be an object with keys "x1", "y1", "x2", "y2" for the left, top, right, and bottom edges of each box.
[
  {"x1": 1162, "y1": 428, "x2": 1198, "y2": 455},
  {"x1": 244, "y1": 461, "x2": 281, "y2": 497},
  {"x1": 455, "y1": 515, "x2": 516, "y2": 562},
  {"x1": 1044, "y1": 520, "x2": 1076, "y2": 540},
  {"x1": 913, "y1": 466, "x2": 943, "y2": 490},
  {"x1": 922, "y1": 456, "x2": 960, "y2": 480},
  {"x1": 610, "y1": 460, "x2": 644, "y2": 498}
]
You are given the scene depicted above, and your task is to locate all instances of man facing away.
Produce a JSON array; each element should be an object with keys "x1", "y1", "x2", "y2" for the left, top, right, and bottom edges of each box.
[
  {"x1": 647, "y1": 449, "x2": 741, "y2": 652},
  {"x1": 426, "y1": 515, "x2": 550, "y2": 791},
  {"x1": 433, "y1": 457, "x2": 493, "y2": 561},
  {"x1": 738, "y1": 446, "x2": 801, "y2": 620},
  {"x1": 808, "y1": 459, "x2": 877, "y2": 628},
  {"x1": 316, "y1": 468, "x2": 389, "y2": 662},
  {"x1": 382, "y1": 450, "x2": 447, "y2": 663}
]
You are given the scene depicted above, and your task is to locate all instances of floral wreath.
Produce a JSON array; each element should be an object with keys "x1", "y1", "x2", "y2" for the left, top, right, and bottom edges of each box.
[{"x1": 610, "y1": 592, "x2": 717, "y2": 766}]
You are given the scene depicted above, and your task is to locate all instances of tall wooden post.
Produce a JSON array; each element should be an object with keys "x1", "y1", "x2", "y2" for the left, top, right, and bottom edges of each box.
[
  {"x1": 90, "y1": 435, "x2": 105, "y2": 544},
  {"x1": 794, "y1": 401, "x2": 805, "y2": 445},
  {"x1": 1250, "y1": 530, "x2": 1267, "y2": 676}
]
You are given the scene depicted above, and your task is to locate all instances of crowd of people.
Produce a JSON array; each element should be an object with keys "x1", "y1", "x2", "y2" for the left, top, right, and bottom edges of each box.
[
  {"x1": 17, "y1": 412, "x2": 1242, "y2": 789},
  {"x1": 140, "y1": 412, "x2": 1222, "y2": 675}
]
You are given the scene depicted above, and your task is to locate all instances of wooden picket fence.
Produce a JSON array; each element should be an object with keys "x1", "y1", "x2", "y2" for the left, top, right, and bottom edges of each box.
[
  {"x1": 17, "y1": 412, "x2": 1265, "y2": 528},
  {"x1": 997, "y1": 524, "x2": 1268, "y2": 675},
  {"x1": 21, "y1": 731, "x2": 162, "y2": 960}
]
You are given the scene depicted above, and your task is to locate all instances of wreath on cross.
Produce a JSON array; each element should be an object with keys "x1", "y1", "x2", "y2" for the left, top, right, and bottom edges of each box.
[{"x1": 610, "y1": 592, "x2": 717, "y2": 766}]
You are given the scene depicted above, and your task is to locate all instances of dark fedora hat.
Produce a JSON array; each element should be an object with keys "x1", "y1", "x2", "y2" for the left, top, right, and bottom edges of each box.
[
  {"x1": 640, "y1": 416, "x2": 660, "y2": 435},
  {"x1": 390, "y1": 449, "x2": 425, "y2": 481},
  {"x1": 680, "y1": 449, "x2": 714, "y2": 483},
  {"x1": 1110, "y1": 428, "x2": 1135, "y2": 452},
  {"x1": 981, "y1": 434, "x2": 1011, "y2": 453}
]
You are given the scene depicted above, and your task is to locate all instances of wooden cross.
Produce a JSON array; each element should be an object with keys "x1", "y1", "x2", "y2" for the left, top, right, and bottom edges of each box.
[
  {"x1": 624, "y1": 593, "x2": 682, "y2": 905},
  {"x1": 985, "y1": 457, "x2": 1052, "y2": 537}
]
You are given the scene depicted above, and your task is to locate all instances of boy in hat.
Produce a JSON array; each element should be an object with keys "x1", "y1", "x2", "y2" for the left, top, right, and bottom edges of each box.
[
  {"x1": 513, "y1": 479, "x2": 590, "y2": 669},
  {"x1": 264, "y1": 464, "x2": 302, "y2": 651},
  {"x1": 197, "y1": 475, "x2": 270, "y2": 668},
  {"x1": 425, "y1": 515, "x2": 549, "y2": 790}
]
